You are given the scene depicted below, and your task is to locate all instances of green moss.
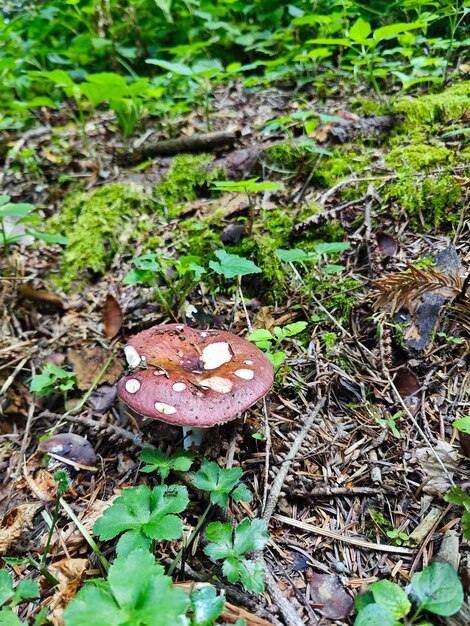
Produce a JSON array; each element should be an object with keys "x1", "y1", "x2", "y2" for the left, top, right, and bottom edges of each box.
[
  {"x1": 394, "y1": 82, "x2": 470, "y2": 126},
  {"x1": 387, "y1": 173, "x2": 462, "y2": 229},
  {"x1": 49, "y1": 183, "x2": 157, "y2": 289},
  {"x1": 313, "y1": 149, "x2": 370, "y2": 188},
  {"x1": 262, "y1": 143, "x2": 303, "y2": 175},
  {"x1": 154, "y1": 153, "x2": 225, "y2": 216},
  {"x1": 386, "y1": 142, "x2": 454, "y2": 170},
  {"x1": 263, "y1": 208, "x2": 294, "y2": 243},
  {"x1": 351, "y1": 98, "x2": 389, "y2": 116}
]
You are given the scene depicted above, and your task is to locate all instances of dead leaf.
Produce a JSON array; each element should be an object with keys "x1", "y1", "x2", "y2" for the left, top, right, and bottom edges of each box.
[
  {"x1": 306, "y1": 571, "x2": 353, "y2": 619},
  {"x1": 394, "y1": 366, "x2": 420, "y2": 398},
  {"x1": 252, "y1": 306, "x2": 276, "y2": 332},
  {"x1": 68, "y1": 346, "x2": 123, "y2": 390},
  {"x1": 87, "y1": 384, "x2": 117, "y2": 413},
  {"x1": 0, "y1": 504, "x2": 41, "y2": 555},
  {"x1": 18, "y1": 284, "x2": 64, "y2": 309},
  {"x1": 103, "y1": 294, "x2": 123, "y2": 340},
  {"x1": 415, "y1": 441, "x2": 459, "y2": 495},
  {"x1": 376, "y1": 231, "x2": 398, "y2": 257},
  {"x1": 45, "y1": 558, "x2": 88, "y2": 626}
]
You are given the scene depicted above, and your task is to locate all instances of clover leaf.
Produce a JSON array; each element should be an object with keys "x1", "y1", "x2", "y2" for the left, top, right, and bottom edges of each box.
[
  {"x1": 204, "y1": 518, "x2": 269, "y2": 592},
  {"x1": 93, "y1": 484, "x2": 189, "y2": 556},
  {"x1": 191, "y1": 460, "x2": 252, "y2": 507},
  {"x1": 63, "y1": 549, "x2": 189, "y2": 626}
]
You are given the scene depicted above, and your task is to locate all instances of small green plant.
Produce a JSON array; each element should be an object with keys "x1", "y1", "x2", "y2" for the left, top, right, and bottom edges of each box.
[
  {"x1": 0, "y1": 569, "x2": 40, "y2": 626},
  {"x1": 140, "y1": 448, "x2": 196, "y2": 484},
  {"x1": 377, "y1": 410, "x2": 405, "y2": 439},
  {"x1": 444, "y1": 486, "x2": 470, "y2": 539},
  {"x1": 209, "y1": 249, "x2": 261, "y2": 280},
  {"x1": 29, "y1": 362, "x2": 76, "y2": 398},
  {"x1": 354, "y1": 562, "x2": 463, "y2": 625},
  {"x1": 436, "y1": 331, "x2": 465, "y2": 346},
  {"x1": 386, "y1": 528, "x2": 411, "y2": 546},
  {"x1": 190, "y1": 460, "x2": 252, "y2": 508},
  {"x1": 204, "y1": 518, "x2": 269, "y2": 593},
  {"x1": 211, "y1": 179, "x2": 282, "y2": 235},
  {"x1": 93, "y1": 484, "x2": 189, "y2": 557},
  {"x1": 123, "y1": 253, "x2": 206, "y2": 318},
  {"x1": 247, "y1": 321, "x2": 308, "y2": 370},
  {"x1": 0, "y1": 195, "x2": 36, "y2": 261},
  {"x1": 41, "y1": 470, "x2": 72, "y2": 570}
]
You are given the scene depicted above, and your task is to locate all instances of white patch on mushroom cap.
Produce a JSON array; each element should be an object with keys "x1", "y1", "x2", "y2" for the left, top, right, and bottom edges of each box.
[
  {"x1": 200, "y1": 331, "x2": 208, "y2": 337},
  {"x1": 124, "y1": 346, "x2": 141, "y2": 368},
  {"x1": 154, "y1": 402, "x2": 177, "y2": 415},
  {"x1": 172, "y1": 382, "x2": 187, "y2": 392},
  {"x1": 234, "y1": 369, "x2": 254, "y2": 380},
  {"x1": 201, "y1": 376, "x2": 233, "y2": 393},
  {"x1": 175, "y1": 325, "x2": 184, "y2": 330},
  {"x1": 244, "y1": 360, "x2": 254, "y2": 365},
  {"x1": 201, "y1": 342, "x2": 232, "y2": 370},
  {"x1": 125, "y1": 379, "x2": 141, "y2": 393},
  {"x1": 154, "y1": 370, "x2": 166, "y2": 376}
]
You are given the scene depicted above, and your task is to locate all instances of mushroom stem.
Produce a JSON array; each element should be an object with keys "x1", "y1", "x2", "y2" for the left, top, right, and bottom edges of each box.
[{"x1": 182, "y1": 426, "x2": 207, "y2": 449}]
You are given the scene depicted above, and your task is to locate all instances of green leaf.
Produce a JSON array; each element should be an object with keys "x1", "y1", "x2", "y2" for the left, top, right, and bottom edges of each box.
[
  {"x1": 369, "y1": 580, "x2": 411, "y2": 619},
  {"x1": 191, "y1": 460, "x2": 251, "y2": 507},
  {"x1": 278, "y1": 322, "x2": 308, "y2": 338},
  {"x1": 191, "y1": 586, "x2": 225, "y2": 626},
  {"x1": 0, "y1": 203, "x2": 35, "y2": 218},
  {"x1": 453, "y1": 416, "x2": 470, "y2": 434},
  {"x1": 146, "y1": 58, "x2": 194, "y2": 75},
  {"x1": 93, "y1": 484, "x2": 188, "y2": 557},
  {"x1": 444, "y1": 487, "x2": 470, "y2": 508},
  {"x1": 11, "y1": 578, "x2": 39, "y2": 607},
  {"x1": 247, "y1": 329, "x2": 273, "y2": 343},
  {"x1": 349, "y1": 18, "x2": 372, "y2": 42},
  {"x1": 374, "y1": 22, "x2": 424, "y2": 42},
  {"x1": 354, "y1": 603, "x2": 399, "y2": 626},
  {"x1": 274, "y1": 248, "x2": 310, "y2": 263},
  {"x1": 313, "y1": 242, "x2": 350, "y2": 255},
  {"x1": 209, "y1": 249, "x2": 261, "y2": 279},
  {"x1": 236, "y1": 558, "x2": 266, "y2": 593},
  {"x1": 80, "y1": 72, "x2": 128, "y2": 105},
  {"x1": 64, "y1": 549, "x2": 189, "y2": 626},
  {"x1": 411, "y1": 563, "x2": 463, "y2": 616},
  {"x1": 140, "y1": 448, "x2": 196, "y2": 481},
  {"x1": 306, "y1": 38, "x2": 351, "y2": 46},
  {"x1": 122, "y1": 269, "x2": 154, "y2": 285},
  {"x1": 0, "y1": 571, "x2": 14, "y2": 607},
  {"x1": 233, "y1": 518, "x2": 269, "y2": 554},
  {"x1": 354, "y1": 591, "x2": 374, "y2": 612},
  {"x1": 25, "y1": 231, "x2": 68, "y2": 245},
  {"x1": 0, "y1": 609, "x2": 22, "y2": 626}
]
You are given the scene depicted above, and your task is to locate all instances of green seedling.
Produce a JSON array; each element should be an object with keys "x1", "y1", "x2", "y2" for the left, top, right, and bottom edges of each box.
[
  {"x1": 29, "y1": 362, "x2": 76, "y2": 398},
  {"x1": 0, "y1": 569, "x2": 41, "y2": 626},
  {"x1": 436, "y1": 332, "x2": 465, "y2": 345},
  {"x1": 386, "y1": 528, "x2": 411, "y2": 546},
  {"x1": 248, "y1": 321, "x2": 308, "y2": 370},
  {"x1": 140, "y1": 448, "x2": 196, "y2": 484},
  {"x1": 209, "y1": 249, "x2": 261, "y2": 280},
  {"x1": 211, "y1": 179, "x2": 282, "y2": 236},
  {"x1": 123, "y1": 252, "x2": 205, "y2": 318},
  {"x1": 354, "y1": 562, "x2": 463, "y2": 624},
  {"x1": 0, "y1": 195, "x2": 37, "y2": 261},
  {"x1": 204, "y1": 518, "x2": 269, "y2": 593},
  {"x1": 377, "y1": 410, "x2": 405, "y2": 439},
  {"x1": 444, "y1": 486, "x2": 470, "y2": 540},
  {"x1": 93, "y1": 484, "x2": 189, "y2": 557}
]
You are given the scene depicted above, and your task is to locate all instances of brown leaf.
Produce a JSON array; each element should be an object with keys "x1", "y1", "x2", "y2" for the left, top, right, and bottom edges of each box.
[
  {"x1": 46, "y1": 558, "x2": 88, "y2": 626},
  {"x1": 394, "y1": 366, "x2": 420, "y2": 398},
  {"x1": 18, "y1": 284, "x2": 64, "y2": 309},
  {"x1": 376, "y1": 231, "x2": 398, "y2": 257},
  {"x1": 0, "y1": 504, "x2": 41, "y2": 555},
  {"x1": 306, "y1": 571, "x2": 353, "y2": 619},
  {"x1": 103, "y1": 294, "x2": 123, "y2": 340}
]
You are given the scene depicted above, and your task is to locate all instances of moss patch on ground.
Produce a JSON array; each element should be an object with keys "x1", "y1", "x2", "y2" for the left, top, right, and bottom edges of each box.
[
  {"x1": 48, "y1": 183, "x2": 157, "y2": 289},
  {"x1": 393, "y1": 82, "x2": 470, "y2": 126}
]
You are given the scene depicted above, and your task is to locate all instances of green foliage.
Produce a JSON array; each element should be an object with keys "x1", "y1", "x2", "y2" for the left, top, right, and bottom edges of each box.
[
  {"x1": 209, "y1": 249, "x2": 261, "y2": 280},
  {"x1": 248, "y1": 322, "x2": 308, "y2": 370},
  {"x1": 204, "y1": 518, "x2": 269, "y2": 592},
  {"x1": 190, "y1": 586, "x2": 225, "y2": 626},
  {"x1": 155, "y1": 154, "x2": 225, "y2": 216},
  {"x1": 354, "y1": 562, "x2": 463, "y2": 625},
  {"x1": 63, "y1": 549, "x2": 190, "y2": 626},
  {"x1": 0, "y1": 570, "x2": 39, "y2": 626},
  {"x1": 49, "y1": 184, "x2": 157, "y2": 289},
  {"x1": 444, "y1": 486, "x2": 470, "y2": 539},
  {"x1": 29, "y1": 362, "x2": 76, "y2": 397},
  {"x1": 191, "y1": 460, "x2": 252, "y2": 508},
  {"x1": 93, "y1": 484, "x2": 189, "y2": 556},
  {"x1": 140, "y1": 449, "x2": 196, "y2": 482}
]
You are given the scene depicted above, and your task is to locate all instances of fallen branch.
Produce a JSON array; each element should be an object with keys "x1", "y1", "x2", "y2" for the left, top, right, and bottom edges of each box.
[{"x1": 128, "y1": 130, "x2": 238, "y2": 162}]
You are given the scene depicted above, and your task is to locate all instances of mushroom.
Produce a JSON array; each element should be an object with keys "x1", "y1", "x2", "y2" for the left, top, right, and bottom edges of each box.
[{"x1": 117, "y1": 323, "x2": 274, "y2": 447}]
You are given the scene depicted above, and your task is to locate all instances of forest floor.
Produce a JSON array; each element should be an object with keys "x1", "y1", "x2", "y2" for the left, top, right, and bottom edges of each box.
[{"x1": 0, "y1": 76, "x2": 469, "y2": 625}]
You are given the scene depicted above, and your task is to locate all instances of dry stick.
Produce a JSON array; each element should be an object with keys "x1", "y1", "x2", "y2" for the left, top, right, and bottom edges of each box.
[
  {"x1": 130, "y1": 129, "x2": 238, "y2": 161},
  {"x1": 264, "y1": 563, "x2": 306, "y2": 626},
  {"x1": 274, "y1": 514, "x2": 414, "y2": 556},
  {"x1": 409, "y1": 503, "x2": 453, "y2": 576},
  {"x1": 0, "y1": 355, "x2": 29, "y2": 397},
  {"x1": 262, "y1": 396, "x2": 326, "y2": 524},
  {"x1": 12, "y1": 362, "x2": 36, "y2": 481}
]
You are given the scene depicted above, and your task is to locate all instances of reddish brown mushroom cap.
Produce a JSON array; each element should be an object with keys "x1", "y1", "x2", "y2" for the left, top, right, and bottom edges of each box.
[{"x1": 117, "y1": 324, "x2": 274, "y2": 428}]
